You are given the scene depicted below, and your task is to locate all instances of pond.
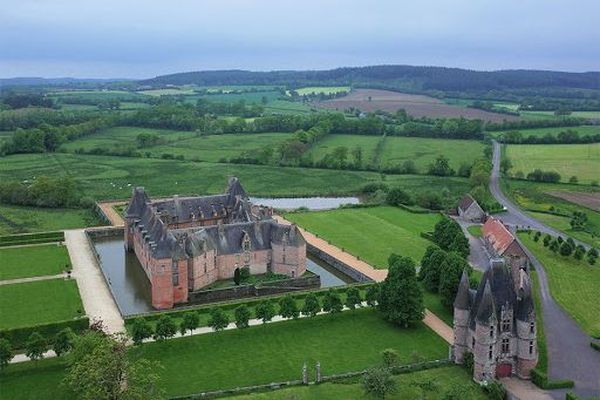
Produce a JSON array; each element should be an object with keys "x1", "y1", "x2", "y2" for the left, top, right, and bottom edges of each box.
[
  {"x1": 92, "y1": 236, "x2": 356, "y2": 316},
  {"x1": 249, "y1": 196, "x2": 360, "y2": 210}
]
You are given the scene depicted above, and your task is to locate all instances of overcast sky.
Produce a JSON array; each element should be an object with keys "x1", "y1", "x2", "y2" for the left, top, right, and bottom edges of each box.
[{"x1": 1, "y1": 0, "x2": 598, "y2": 79}]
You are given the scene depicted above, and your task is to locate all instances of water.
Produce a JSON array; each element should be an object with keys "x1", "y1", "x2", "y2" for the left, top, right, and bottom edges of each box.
[
  {"x1": 92, "y1": 236, "x2": 355, "y2": 316},
  {"x1": 249, "y1": 196, "x2": 360, "y2": 210}
]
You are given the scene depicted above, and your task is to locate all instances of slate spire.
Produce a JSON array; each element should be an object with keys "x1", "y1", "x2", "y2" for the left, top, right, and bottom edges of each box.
[{"x1": 454, "y1": 269, "x2": 472, "y2": 310}]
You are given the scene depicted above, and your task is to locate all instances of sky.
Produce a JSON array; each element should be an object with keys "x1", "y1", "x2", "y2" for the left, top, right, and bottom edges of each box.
[{"x1": 0, "y1": 0, "x2": 599, "y2": 79}]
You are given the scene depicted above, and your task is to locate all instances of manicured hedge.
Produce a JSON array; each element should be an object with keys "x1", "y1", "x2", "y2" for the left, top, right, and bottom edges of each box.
[
  {"x1": 565, "y1": 393, "x2": 579, "y2": 400},
  {"x1": 591, "y1": 341, "x2": 600, "y2": 352},
  {"x1": 0, "y1": 231, "x2": 64, "y2": 247},
  {"x1": 0, "y1": 317, "x2": 89, "y2": 350},
  {"x1": 531, "y1": 368, "x2": 574, "y2": 390}
]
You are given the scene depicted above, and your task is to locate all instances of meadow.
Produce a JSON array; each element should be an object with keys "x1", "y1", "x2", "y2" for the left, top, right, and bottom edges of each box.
[
  {"x1": 0, "y1": 243, "x2": 69, "y2": 280},
  {"x1": 0, "y1": 153, "x2": 472, "y2": 201},
  {"x1": 502, "y1": 179, "x2": 600, "y2": 247},
  {"x1": 519, "y1": 233, "x2": 600, "y2": 337},
  {"x1": 0, "y1": 204, "x2": 101, "y2": 235},
  {"x1": 285, "y1": 206, "x2": 441, "y2": 268},
  {"x1": 0, "y1": 278, "x2": 84, "y2": 329},
  {"x1": 506, "y1": 143, "x2": 600, "y2": 184},
  {"x1": 293, "y1": 86, "x2": 350, "y2": 95}
]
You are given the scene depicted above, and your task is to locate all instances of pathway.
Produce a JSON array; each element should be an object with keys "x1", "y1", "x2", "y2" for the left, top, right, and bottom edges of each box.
[
  {"x1": 500, "y1": 378, "x2": 553, "y2": 400},
  {"x1": 453, "y1": 217, "x2": 490, "y2": 272},
  {"x1": 491, "y1": 142, "x2": 600, "y2": 399},
  {"x1": 64, "y1": 229, "x2": 125, "y2": 334},
  {"x1": 97, "y1": 201, "x2": 126, "y2": 227},
  {"x1": 0, "y1": 273, "x2": 65, "y2": 286}
]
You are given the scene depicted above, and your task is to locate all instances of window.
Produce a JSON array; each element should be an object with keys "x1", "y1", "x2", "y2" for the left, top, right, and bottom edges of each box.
[
  {"x1": 502, "y1": 319, "x2": 511, "y2": 332},
  {"x1": 501, "y1": 338, "x2": 510, "y2": 353},
  {"x1": 529, "y1": 340, "x2": 534, "y2": 355},
  {"x1": 282, "y1": 253, "x2": 286, "y2": 264},
  {"x1": 489, "y1": 345, "x2": 493, "y2": 360},
  {"x1": 204, "y1": 263, "x2": 207, "y2": 273},
  {"x1": 490, "y1": 326, "x2": 494, "y2": 338},
  {"x1": 172, "y1": 264, "x2": 179, "y2": 286},
  {"x1": 530, "y1": 322, "x2": 535, "y2": 334},
  {"x1": 243, "y1": 236, "x2": 250, "y2": 252},
  {"x1": 472, "y1": 337, "x2": 475, "y2": 348}
]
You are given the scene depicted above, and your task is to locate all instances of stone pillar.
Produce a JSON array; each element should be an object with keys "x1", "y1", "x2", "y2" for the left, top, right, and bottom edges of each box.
[
  {"x1": 315, "y1": 362, "x2": 321, "y2": 383},
  {"x1": 302, "y1": 363, "x2": 308, "y2": 385}
]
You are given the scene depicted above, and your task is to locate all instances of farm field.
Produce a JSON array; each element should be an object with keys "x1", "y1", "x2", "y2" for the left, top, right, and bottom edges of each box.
[
  {"x1": 518, "y1": 233, "x2": 600, "y2": 337},
  {"x1": 306, "y1": 134, "x2": 380, "y2": 165},
  {"x1": 503, "y1": 179, "x2": 600, "y2": 247},
  {"x1": 0, "y1": 153, "x2": 471, "y2": 201},
  {"x1": 136, "y1": 87, "x2": 198, "y2": 96},
  {"x1": 131, "y1": 309, "x2": 447, "y2": 396},
  {"x1": 319, "y1": 89, "x2": 520, "y2": 122},
  {"x1": 522, "y1": 111, "x2": 600, "y2": 119},
  {"x1": 547, "y1": 191, "x2": 600, "y2": 212},
  {"x1": 0, "y1": 204, "x2": 100, "y2": 235},
  {"x1": 0, "y1": 278, "x2": 84, "y2": 329},
  {"x1": 285, "y1": 206, "x2": 441, "y2": 267},
  {"x1": 294, "y1": 86, "x2": 350, "y2": 95},
  {"x1": 506, "y1": 143, "x2": 600, "y2": 184},
  {"x1": 493, "y1": 125, "x2": 600, "y2": 140},
  {"x1": 0, "y1": 244, "x2": 69, "y2": 280}
]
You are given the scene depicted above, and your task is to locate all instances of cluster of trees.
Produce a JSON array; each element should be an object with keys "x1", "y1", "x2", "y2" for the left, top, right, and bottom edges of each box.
[
  {"x1": 0, "y1": 176, "x2": 84, "y2": 208},
  {"x1": 431, "y1": 218, "x2": 470, "y2": 258},
  {"x1": 0, "y1": 327, "x2": 76, "y2": 369},
  {"x1": 500, "y1": 129, "x2": 600, "y2": 144},
  {"x1": 1, "y1": 117, "x2": 116, "y2": 155},
  {"x1": 359, "y1": 183, "x2": 459, "y2": 211},
  {"x1": 0, "y1": 107, "x2": 92, "y2": 131},
  {"x1": 419, "y1": 246, "x2": 473, "y2": 307},
  {"x1": 136, "y1": 132, "x2": 165, "y2": 148},
  {"x1": 518, "y1": 98, "x2": 600, "y2": 112},
  {"x1": 525, "y1": 169, "x2": 561, "y2": 183},
  {"x1": 196, "y1": 98, "x2": 264, "y2": 117},
  {"x1": 484, "y1": 117, "x2": 586, "y2": 132},
  {"x1": 535, "y1": 231, "x2": 598, "y2": 265},
  {"x1": 0, "y1": 93, "x2": 55, "y2": 109},
  {"x1": 468, "y1": 101, "x2": 519, "y2": 116}
]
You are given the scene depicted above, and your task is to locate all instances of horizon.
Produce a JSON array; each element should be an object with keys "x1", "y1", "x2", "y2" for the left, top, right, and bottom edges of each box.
[{"x1": 1, "y1": 0, "x2": 599, "y2": 79}]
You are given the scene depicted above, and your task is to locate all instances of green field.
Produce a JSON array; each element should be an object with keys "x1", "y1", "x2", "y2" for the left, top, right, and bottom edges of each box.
[
  {"x1": 0, "y1": 153, "x2": 471, "y2": 201},
  {"x1": 131, "y1": 309, "x2": 447, "y2": 396},
  {"x1": 502, "y1": 179, "x2": 600, "y2": 247},
  {"x1": 307, "y1": 134, "x2": 380, "y2": 165},
  {"x1": 0, "y1": 278, "x2": 84, "y2": 329},
  {"x1": 293, "y1": 86, "x2": 351, "y2": 96},
  {"x1": 0, "y1": 204, "x2": 101, "y2": 235},
  {"x1": 507, "y1": 143, "x2": 600, "y2": 184},
  {"x1": 493, "y1": 125, "x2": 600, "y2": 140},
  {"x1": 136, "y1": 87, "x2": 198, "y2": 96},
  {"x1": 228, "y1": 366, "x2": 485, "y2": 400},
  {"x1": 285, "y1": 207, "x2": 441, "y2": 268},
  {"x1": 467, "y1": 225, "x2": 482, "y2": 237},
  {"x1": 519, "y1": 233, "x2": 600, "y2": 337},
  {"x1": 0, "y1": 244, "x2": 69, "y2": 280}
]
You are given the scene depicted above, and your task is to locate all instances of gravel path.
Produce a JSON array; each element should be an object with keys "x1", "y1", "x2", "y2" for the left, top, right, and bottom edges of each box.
[
  {"x1": 97, "y1": 201, "x2": 126, "y2": 226},
  {"x1": 0, "y1": 273, "x2": 65, "y2": 286}
]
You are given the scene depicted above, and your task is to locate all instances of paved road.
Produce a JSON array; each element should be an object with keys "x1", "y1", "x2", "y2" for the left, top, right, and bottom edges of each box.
[{"x1": 490, "y1": 142, "x2": 600, "y2": 398}]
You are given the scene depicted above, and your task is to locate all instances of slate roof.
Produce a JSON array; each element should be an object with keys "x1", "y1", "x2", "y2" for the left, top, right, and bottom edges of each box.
[
  {"x1": 458, "y1": 194, "x2": 476, "y2": 212},
  {"x1": 454, "y1": 269, "x2": 472, "y2": 310},
  {"x1": 469, "y1": 259, "x2": 517, "y2": 328},
  {"x1": 515, "y1": 269, "x2": 535, "y2": 321}
]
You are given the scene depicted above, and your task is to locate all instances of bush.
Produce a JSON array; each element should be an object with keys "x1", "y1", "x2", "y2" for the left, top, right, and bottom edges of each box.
[
  {"x1": 154, "y1": 315, "x2": 177, "y2": 340},
  {"x1": 362, "y1": 367, "x2": 396, "y2": 399},
  {"x1": 255, "y1": 300, "x2": 276, "y2": 324},
  {"x1": 0, "y1": 317, "x2": 88, "y2": 350},
  {"x1": 208, "y1": 307, "x2": 230, "y2": 331},
  {"x1": 591, "y1": 341, "x2": 600, "y2": 352},
  {"x1": 482, "y1": 380, "x2": 506, "y2": 400},
  {"x1": 386, "y1": 187, "x2": 415, "y2": 207},
  {"x1": 381, "y1": 348, "x2": 400, "y2": 367},
  {"x1": 25, "y1": 332, "x2": 48, "y2": 361},
  {"x1": 531, "y1": 368, "x2": 574, "y2": 389},
  {"x1": 0, "y1": 338, "x2": 13, "y2": 369},
  {"x1": 52, "y1": 328, "x2": 75, "y2": 356},
  {"x1": 463, "y1": 352, "x2": 474, "y2": 375},
  {"x1": 234, "y1": 305, "x2": 251, "y2": 328},
  {"x1": 131, "y1": 318, "x2": 153, "y2": 345}
]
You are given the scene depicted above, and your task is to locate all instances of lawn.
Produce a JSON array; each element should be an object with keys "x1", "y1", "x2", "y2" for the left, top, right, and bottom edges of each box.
[
  {"x1": 0, "y1": 244, "x2": 69, "y2": 280},
  {"x1": 502, "y1": 179, "x2": 600, "y2": 247},
  {"x1": 228, "y1": 365, "x2": 486, "y2": 400},
  {"x1": 0, "y1": 204, "x2": 102, "y2": 235},
  {"x1": 293, "y1": 86, "x2": 351, "y2": 96},
  {"x1": 131, "y1": 309, "x2": 448, "y2": 396},
  {"x1": 0, "y1": 153, "x2": 471, "y2": 201},
  {"x1": 285, "y1": 207, "x2": 441, "y2": 268},
  {"x1": 467, "y1": 225, "x2": 482, "y2": 237},
  {"x1": 380, "y1": 137, "x2": 485, "y2": 172},
  {"x1": 0, "y1": 278, "x2": 84, "y2": 329},
  {"x1": 506, "y1": 143, "x2": 600, "y2": 184},
  {"x1": 518, "y1": 232, "x2": 600, "y2": 337},
  {"x1": 0, "y1": 357, "x2": 75, "y2": 400}
]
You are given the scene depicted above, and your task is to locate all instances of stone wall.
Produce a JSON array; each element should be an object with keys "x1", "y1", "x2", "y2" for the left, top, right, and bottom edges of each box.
[
  {"x1": 186, "y1": 274, "x2": 321, "y2": 305},
  {"x1": 307, "y1": 243, "x2": 373, "y2": 283}
]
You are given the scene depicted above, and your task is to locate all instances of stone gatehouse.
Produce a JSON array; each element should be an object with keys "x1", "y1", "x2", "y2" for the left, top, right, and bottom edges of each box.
[{"x1": 124, "y1": 178, "x2": 306, "y2": 309}]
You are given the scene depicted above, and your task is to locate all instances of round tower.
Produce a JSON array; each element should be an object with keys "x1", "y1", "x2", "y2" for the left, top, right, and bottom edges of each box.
[
  {"x1": 453, "y1": 269, "x2": 472, "y2": 363},
  {"x1": 515, "y1": 270, "x2": 537, "y2": 379}
]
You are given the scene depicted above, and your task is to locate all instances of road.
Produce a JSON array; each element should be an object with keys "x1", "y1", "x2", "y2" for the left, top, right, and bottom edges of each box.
[{"x1": 490, "y1": 141, "x2": 600, "y2": 398}]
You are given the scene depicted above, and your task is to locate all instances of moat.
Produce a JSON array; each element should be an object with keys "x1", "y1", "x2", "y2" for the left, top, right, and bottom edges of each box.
[{"x1": 93, "y1": 236, "x2": 357, "y2": 316}]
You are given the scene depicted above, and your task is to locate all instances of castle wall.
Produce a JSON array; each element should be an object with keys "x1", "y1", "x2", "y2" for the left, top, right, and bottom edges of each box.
[
  {"x1": 453, "y1": 308, "x2": 470, "y2": 363},
  {"x1": 215, "y1": 249, "x2": 271, "y2": 280},
  {"x1": 473, "y1": 321, "x2": 498, "y2": 382},
  {"x1": 271, "y1": 242, "x2": 306, "y2": 278},
  {"x1": 516, "y1": 319, "x2": 537, "y2": 379}
]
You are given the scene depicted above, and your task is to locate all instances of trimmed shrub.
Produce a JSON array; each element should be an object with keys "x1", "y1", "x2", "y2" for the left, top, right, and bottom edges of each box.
[{"x1": 531, "y1": 368, "x2": 574, "y2": 389}]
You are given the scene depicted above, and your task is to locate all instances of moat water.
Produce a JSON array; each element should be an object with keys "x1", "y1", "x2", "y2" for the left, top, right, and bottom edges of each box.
[
  {"x1": 93, "y1": 236, "x2": 356, "y2": 316},
  {"x1": 249, "y1": 197, "x2": 360, "y2": 210}
]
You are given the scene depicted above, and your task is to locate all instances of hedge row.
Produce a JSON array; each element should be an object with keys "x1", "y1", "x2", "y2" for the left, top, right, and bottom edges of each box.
[
  {"x1": 531, "y1": 368, "x2": 574, "y2": 390},
  {"x1": 0, "y1": 317, "x2": 89, "y2": 350},
  {"x1": 0, "y1": 231, "x2": 64, "y2": 247},
  {"x1": 125, "y1": 283, "x2": 374, "y2": 324},
  {"x1": 591, "y1": 341, "x2": 600, "y2": 352}
]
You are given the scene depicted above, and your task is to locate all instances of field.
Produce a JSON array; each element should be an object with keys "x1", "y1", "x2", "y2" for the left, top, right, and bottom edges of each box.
[
  {"x1": 547, "y1": 191, "x2": 600, "y2": 212},
  {"x1": 0, "y1": 204, "x2": 101, "y2": 235},
  {"x1": 506, "y1": 143, "x2": 600, "y2": 184},
  {"x1": 493, "y1": 125, "x2": 600, "y2": 140},
  {"x1": 0, "y1": 153, "x2": 471, "y2": 201},
  {"x1": 285, "y1": 206, "x2": 441, "y2": 268},
  {"x1": 294, "y1": 86, "x2": 350, "y2": 96},
  {"x1": 519, "y1": 233, "x2": 600, "y2": 337},
  {"x1": 319, "y1": 89, "x2": 520, "y2": 122},
  {"x1": 136, "y1": 87, "x2": 198, "y2": 96},
  {"x1": 306, "y1": 134, "x2": 380, "y2": 165},
  {"x1": 522, "y1": 111, "x2": 600, "y2": 119},
  {"x1": 502, "y1": 179, "x2": 600, "y2": 247},
  {"x1": 0, "y1": 244, "x2": 69, "y2": 280},
  {"x1": 0, "y1": 278, "x2": 84, "y2": 329}
]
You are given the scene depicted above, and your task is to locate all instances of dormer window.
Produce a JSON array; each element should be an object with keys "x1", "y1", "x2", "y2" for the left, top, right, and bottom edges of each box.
[
  {"x1": 243, "y1": 234, "x2": 251, "y2": 252},
  {"x1": 502, "y1": 319, "x2": 511, "y2": 332}
]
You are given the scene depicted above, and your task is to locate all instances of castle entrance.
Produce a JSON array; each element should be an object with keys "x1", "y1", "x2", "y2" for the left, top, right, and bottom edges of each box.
[{"x1": 496, "y1": 363, "x2": 512, "y2": 378}]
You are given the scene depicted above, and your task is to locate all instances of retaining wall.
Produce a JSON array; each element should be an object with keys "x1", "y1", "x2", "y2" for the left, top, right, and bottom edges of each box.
[{"x1": 307, "y1": 243, "x2": 373, "y2": 283}]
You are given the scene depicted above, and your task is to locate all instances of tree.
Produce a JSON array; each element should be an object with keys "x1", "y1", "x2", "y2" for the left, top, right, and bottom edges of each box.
[
  {"x1": 53, "y1": 328, "x2": 75, "y2": 356},
  {"x1": 25, "y1": 332, "x2": 47, "y2": 361},
  {"x1": 345, "y1": 286, "x2": 362, "y2": 310},
  {"x1": 439, "y1": 253, "x2": 470, "y2": 308},
  {"x1": 362, "y1": 367, "x2": 396, "y2": 399},
  {"x1": 255, "y1": 300, "x2": 276, "y2": 324},
  {"x1": 549, "y1": 239, "x2": 559, "y2": 253},
  {"x1": 543, "y1": 234, "x2": 552, "y2": 247},
  {"x1": 0, "y1": 338, "x2": 13, "y2": 369},
  {"x1": 570, "y1": 211, "x2": 588, "y2": 230},
  {"x1": 442, "y1": 383, "x2": 469, "y2": 400},
  {"x1": 559, "y1": 241, "x2": 573, "y2": 256},
  {"x1": 351, "y1": 146, "x2": 363, "y2": 169},
  {"x1": 208, "y1": 307, "x2": 230, "y2": 331},
  {"x1": 569, "y1": 176, "x2": 578, "y2": 184},
  {"x1": 419, "y1": 246, "x2": 446, "y2": 292},
  {"x1": 588, "y1": 248, "x2": 598, "y2": 265},
  {"x1": 65, "y1": 330, "x2": 163, "y2": 400},
  {"x1": 180, "y1": 312, "x2": 200, "y2": 336},
  {"x1": 533, "y1": 231, "x2": 541, "y2": 242},
  {"x1": 302, "y1": 293, "x2": 321, "y2": 317},
  {"x1": 574, "y1": 245, "x2": 586, "y2": 260},
  {"x1": 365, "y1": 284, "x2": 380, "y2": 307},
  {"x1": 500, "y1": 157, "x2": 513, "y2": 175},
  {"x1": 386, "y1": 187, "x2": 414, "y2": 206},
  {"x1": 378, "y1": 254, "x2": 424, "y2": 327},
  {"x1": 449, "y1": 232, "x2": 470, "y2": 258},
  {"x1": 381, "y1": 348, "x2": 400, "y2": 367},
  {"x1": 234, "y1": 305, "x2": 251, "y2": 328},
  {"x1": 131, "y1": 318, "x2": 153, "y2": 345},
  {"x1": 154, "y1": 315, "x2": 177, "y2": 340},
  {"x1": 278, "y1": 295, "x2": 299, "y2": 319},
  {"x1": 322, "y1": 289, "x2": 343, "y2": 314},
  {"x1": 428, "y1": 155, "x2": 454, "y2": 176}
]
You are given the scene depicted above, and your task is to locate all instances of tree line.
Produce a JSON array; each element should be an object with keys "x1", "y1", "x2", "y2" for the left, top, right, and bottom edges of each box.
[
  {"x1": 0, "y1": 176, "x2": 86, "y2": 208},
  {"x1": 499, "y1": 129, "x2": 600, "y2": 144}
]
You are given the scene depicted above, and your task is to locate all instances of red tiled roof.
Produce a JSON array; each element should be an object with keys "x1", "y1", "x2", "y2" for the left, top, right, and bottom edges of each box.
[{"x1": 482, "y1": 217, "x2": 515, "y2": 255}]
